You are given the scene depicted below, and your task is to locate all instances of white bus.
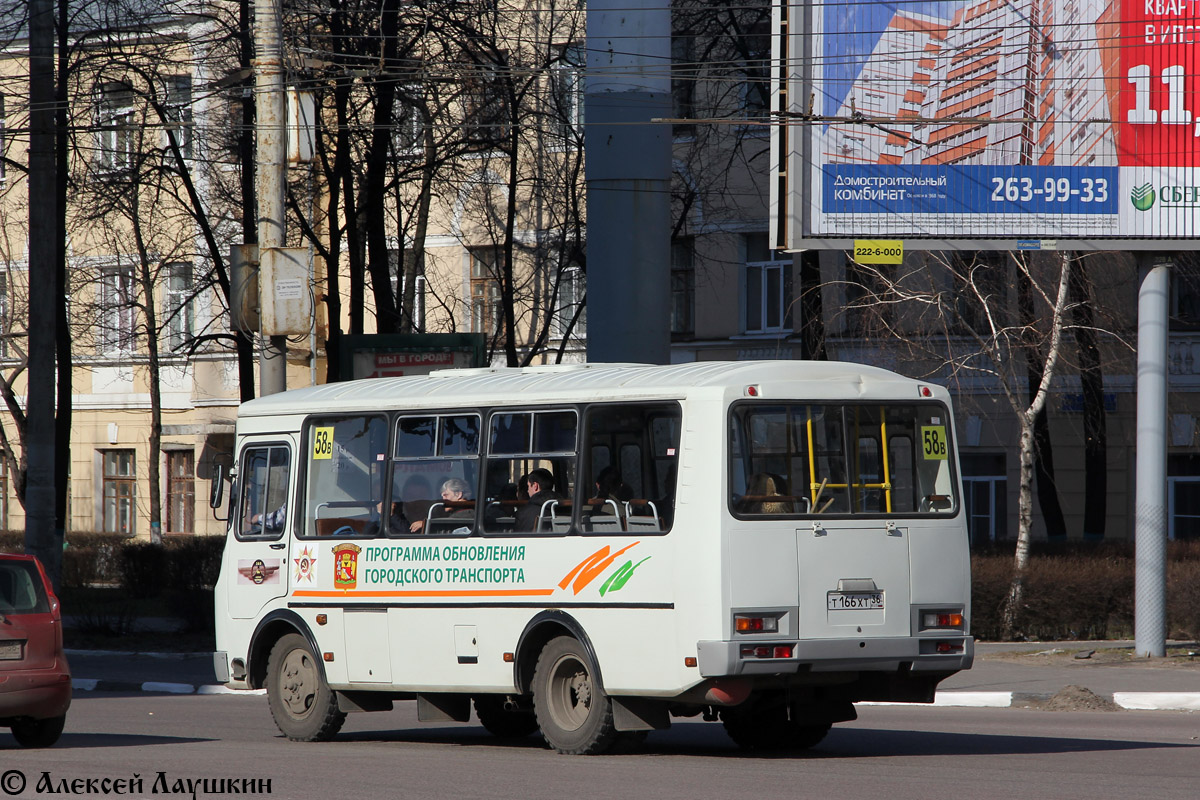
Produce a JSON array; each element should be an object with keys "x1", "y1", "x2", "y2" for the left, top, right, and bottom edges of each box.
[{"x1": 213, "y1": 361, "x2": 972, "y2": 754}]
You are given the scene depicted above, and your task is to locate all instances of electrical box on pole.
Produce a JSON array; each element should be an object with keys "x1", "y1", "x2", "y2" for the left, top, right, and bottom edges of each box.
[
  {"x1": 230, "y1": 243, "x2": 260, "y2": 333},
  {"x1": 260, "y1": 247, "x2": 313, "y2": 336}
]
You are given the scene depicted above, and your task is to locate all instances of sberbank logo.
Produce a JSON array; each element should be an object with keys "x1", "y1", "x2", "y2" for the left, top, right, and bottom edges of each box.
[{"x1": 1131, "y1": 183, "x2": 1156, "y2": 212}]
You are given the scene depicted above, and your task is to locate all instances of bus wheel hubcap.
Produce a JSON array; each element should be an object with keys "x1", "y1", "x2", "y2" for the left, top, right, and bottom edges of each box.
[{"x1": 280, "y1": 649, "x2": 316, "y2": 718}]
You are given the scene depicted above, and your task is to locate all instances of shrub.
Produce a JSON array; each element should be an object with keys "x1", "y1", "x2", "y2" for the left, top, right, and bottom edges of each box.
[{"x1": 118, "y1": 541, "x2": 170, "y2": 599}]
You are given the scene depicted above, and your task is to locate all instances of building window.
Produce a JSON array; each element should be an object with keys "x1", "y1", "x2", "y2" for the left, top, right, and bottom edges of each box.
[
  {"x1": 550, "y1": 43, "x2": 584, "y2": 141},
  {"x1": 100, "y1": 266, "x2": 135, "y2": 354},
  {"x1": 387, "y1": 249, "x2": 427, "y2": 332},
  {"x1": 165, "y1": 450, "x2": 195, "y2": 534},
  {"x1": 739, "y1": 18, "x2": 771, "y2": 118},
  {"x1": 465, "y1": 54, "x2": 510, "y2": 144},
  {"x1": 393, "y1": 86, "x2": 425, "y2": 156},
  {"x1": 1168, "y1": 454, "x2": 1200, "y2": 540},
  {"x1": 744, "y1": 233, "x2": 792, "y2": 334},
  {"x1": 1172, "y1": 255, "x2": 1200, "y2": 330},
  {"x1": 164, "y1": 262, "x2": 193, "y2": 353},
  {"x1": 97, "y1": 82, "x2": 137, "y2": 172},
  {"x1": 552, "y1": 264, "x2": 586, "y2": 339},
  {"x1": 103, "y1": 449, "x2": 136, "y2": 535},
  {"x1": 162, "y1": 75, "x2": 192, "y2": 159},
  {"x1": 672, "y1": 32, "x2": 697, "y2": 135},
  {"x1": 0, "y1": 271, "x2": 8, "y2": 359},
  {"x1": 671, "y1": 238, "x2": 695, "y2": 336},
  {"x1": 469, "y1": 248, "x2": 503, "y2": 337},
  {"x1": 0, "y1": 458, "x2": 8, "y2": 531},
  {"x1": 843, "y1": 257, "x2": 891, "y2": 336},
  {"x1": 961, "y1": 453, "x2": 1007, "y2": 547},
  {"x1": 950, "y1": 251, "x2": 1007, "y2": 334},
  {"x1": 0, "y1": 93, "x2": 6, "y2": 183}
]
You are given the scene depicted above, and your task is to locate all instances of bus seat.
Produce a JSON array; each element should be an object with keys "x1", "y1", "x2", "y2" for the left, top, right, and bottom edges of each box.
[
  {"x1": 583, "y1": 498, "x2": 623, "y2": 532},
  {"x1": 314, "y1": 517, "x2": 368, "y2": 537},
  {"x1": 546, "y1": 500, "x2": 572, "y2": 533},
  {"x1": 624, "y1": 500, "x2": 661, "y2": 532}
]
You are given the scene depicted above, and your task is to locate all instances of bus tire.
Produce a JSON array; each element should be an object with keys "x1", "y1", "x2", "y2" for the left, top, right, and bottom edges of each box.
[
  {"x1": 474, "y1": 696, "x2": 539, "y2": 739},
  {"x1": 720, "y1": 698, "x2": 831, "y2": 752},
  {"x1": 265, "y1": 633, "x2": 346, "y2": 742},
  {"x1": 532, "y1": 635, "x2": 618, "y2": 755}
]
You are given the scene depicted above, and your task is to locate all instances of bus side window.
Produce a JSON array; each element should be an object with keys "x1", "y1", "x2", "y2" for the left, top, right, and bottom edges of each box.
[
  {"x1": 484, "y1": 410, "x2": 577, "y2": 534},
  {"x1": 582, "y1": 403, "x2": 680, "y2": 534},
  {"x1": 390, "y1": 413, "x2": 481, "y2": 536},
  {"x1": 238, "y1": 445, "x2": 291, "y2": 539}
]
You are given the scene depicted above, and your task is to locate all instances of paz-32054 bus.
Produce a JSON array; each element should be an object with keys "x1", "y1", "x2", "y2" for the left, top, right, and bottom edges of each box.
[{"x1": 212, "y1": 361, "x2": 972, "y2": 754}]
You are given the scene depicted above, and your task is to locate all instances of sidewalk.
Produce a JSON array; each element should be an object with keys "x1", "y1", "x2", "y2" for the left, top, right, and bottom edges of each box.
[{"x1": 65, "y1": 640, "x2": 1200, "y2": 710}]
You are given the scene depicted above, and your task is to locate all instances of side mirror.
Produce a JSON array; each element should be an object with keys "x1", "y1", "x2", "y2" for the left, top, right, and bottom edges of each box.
[{"x1": 210, "y1": 464, "x2": 228, "y2": 521}]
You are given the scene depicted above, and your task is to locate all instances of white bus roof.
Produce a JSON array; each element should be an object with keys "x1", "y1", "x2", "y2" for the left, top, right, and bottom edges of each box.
[{"x1": 236, "y1": 360, "x2": 945, "y2": 418}]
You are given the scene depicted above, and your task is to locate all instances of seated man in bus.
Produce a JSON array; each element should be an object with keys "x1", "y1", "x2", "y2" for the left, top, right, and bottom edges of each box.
[
  {"x1": 424, "y1": 477, "x2": 475, "y2": 533},
  {"x1": 362, "y1": 501, "x2": 415, "y2": 536},
  {"x1": 514, "y1": 468, "x2": 562, "y2": 531}
]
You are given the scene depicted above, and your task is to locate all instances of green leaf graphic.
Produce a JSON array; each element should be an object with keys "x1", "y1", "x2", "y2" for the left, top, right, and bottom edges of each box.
[{"x1": 599, "y1": 557, "x2": 651, "y2": 596}]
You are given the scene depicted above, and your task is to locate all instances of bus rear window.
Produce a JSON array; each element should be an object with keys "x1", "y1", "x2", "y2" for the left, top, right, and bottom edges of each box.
[{"x1": 729, "y1": 403, "x2": 957, "y2": 517}]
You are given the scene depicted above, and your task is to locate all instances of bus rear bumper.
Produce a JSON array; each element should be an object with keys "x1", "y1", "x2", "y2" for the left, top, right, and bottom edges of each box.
[{"x1": 697, "y1": 636, "x2": 974, "y2": 678}]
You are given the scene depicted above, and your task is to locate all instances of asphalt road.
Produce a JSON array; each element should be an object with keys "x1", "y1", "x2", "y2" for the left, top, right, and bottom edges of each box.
[{"x1": 1, "y1": 692, "x2": 1197, "y2": 800}]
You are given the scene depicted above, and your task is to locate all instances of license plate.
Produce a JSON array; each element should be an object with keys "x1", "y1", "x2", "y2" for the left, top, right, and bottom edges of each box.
[
  {"x1": 827, "y1": 592, "x2": 884, "y2": 611},
  {"x1": 0, "y1": 640, "x2": 23, "y2": 660}
]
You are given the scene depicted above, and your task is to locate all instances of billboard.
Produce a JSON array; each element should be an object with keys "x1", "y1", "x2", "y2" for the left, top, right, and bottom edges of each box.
[
  {"x1": 776, "y1": 0, "x2": 1200, "y2": 249},
  {"x1": 336, "y1": 334, "x2": 486, "y2": 381}
]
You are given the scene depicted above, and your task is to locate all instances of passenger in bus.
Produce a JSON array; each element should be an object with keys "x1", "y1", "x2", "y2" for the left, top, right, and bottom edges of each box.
[
  {"x1": 745, "y1": 473, "x2": 793, "y2": 514},
  {"x1": 590, "y1": 467, "x2": 631, "y2": 522},
  {"x1": 362, "y1": 501, "x2": 418, "y2": 536},
  {"x1": 420, "y1": 478, "x2": 475, "y2": 534},
  {"x1": 514, "y1": 468, "x2": 562, "y2": 531},
  {"x1": 246, "y1": 505, "x2": 286, "y2": 533},
  {"x1": 439, "y1": 478, "x2": 473, "y2": 511},
  {"x1": 399, "y1": 475, "x2": 435, "y2": 532}
]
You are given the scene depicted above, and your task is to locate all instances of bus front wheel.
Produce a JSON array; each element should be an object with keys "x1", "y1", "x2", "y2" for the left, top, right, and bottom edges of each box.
[
  {"x1": 265, "y1": 633, "x2": 346, "y2": 742},
  {"x1": 532, "y1": 636, "x2": 618, "y2": 754}
]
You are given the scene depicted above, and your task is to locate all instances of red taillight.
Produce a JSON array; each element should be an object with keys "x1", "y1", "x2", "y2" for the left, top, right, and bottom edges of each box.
[
  {"x1": 935, "y1": 641, "x2": 964, "y2": 654},
  {"x1": 32, "y1": 556, "x2": 61, "y2": 619},
  {"x1": 739, "y1": 644, "x2": 794, "y2": 659}
]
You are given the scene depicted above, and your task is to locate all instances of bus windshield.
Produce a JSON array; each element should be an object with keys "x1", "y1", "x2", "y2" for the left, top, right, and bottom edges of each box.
[{"x1": 729, "y1": 402, "x2": 957, "y2": 517}]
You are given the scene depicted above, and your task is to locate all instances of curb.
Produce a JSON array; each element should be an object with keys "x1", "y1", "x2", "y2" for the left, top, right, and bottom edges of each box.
[{"x1": 923, "y1": 691, "x2": 1200, "y2": 711}]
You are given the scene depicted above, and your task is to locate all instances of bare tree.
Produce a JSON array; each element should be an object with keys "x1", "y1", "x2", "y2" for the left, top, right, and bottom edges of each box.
[{"x1": 836, "y1": 250, "x2": 1130, "y2": 638}]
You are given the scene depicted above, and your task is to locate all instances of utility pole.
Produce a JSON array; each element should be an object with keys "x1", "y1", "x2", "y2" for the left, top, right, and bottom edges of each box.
[
  {"x1": 584, "y1": 0, "x2": 672, "y2": 364},
  {"x1": 1135, "y1": 254, "x2": 1170, "y2": 658},
  {"x1": 26, "y1": 0, "x2": 60, "y2": 584},
  {"x1": 254, "y1": 0, "x2": 288, "y2": 395}
]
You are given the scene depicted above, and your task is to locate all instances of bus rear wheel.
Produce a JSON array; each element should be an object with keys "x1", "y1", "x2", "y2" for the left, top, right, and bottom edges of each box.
[
  {"x1": 720, "y1": 697, "x2": 832, "y2": 752},
  {"x1": 474, "y1": 696, "x2": 539, "y2": 739},
  {"x1": 266, "y1": 633, "x2": 346, "y2": 742},
  {"x1": 532, "y1": 636, "x2": 618, "y2": 755}
]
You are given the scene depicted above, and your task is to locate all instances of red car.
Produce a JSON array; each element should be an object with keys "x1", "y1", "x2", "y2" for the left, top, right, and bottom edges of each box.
[{"x1": 0, "y1": 553, "x2": 71, "y2": 748}]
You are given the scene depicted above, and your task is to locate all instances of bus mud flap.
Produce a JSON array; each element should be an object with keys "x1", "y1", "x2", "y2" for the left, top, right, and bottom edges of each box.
[
  {"x1": 417, "y1": 693, "x2": 471, "y2": 722},
  {"x1": 337, "y1": 691, "x2": 394, "y2": 713},
  {"x1": 612, "y1": 697, "x2": 670, "y2": 731}
]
